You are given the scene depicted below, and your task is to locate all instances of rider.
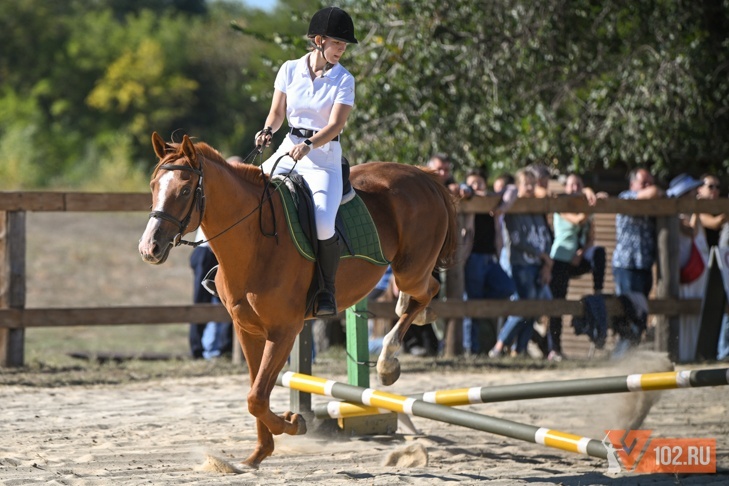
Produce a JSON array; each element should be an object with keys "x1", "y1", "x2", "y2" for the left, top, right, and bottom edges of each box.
[{"x1": 255, "y1": 6, "x2": 358, "y2": 317}]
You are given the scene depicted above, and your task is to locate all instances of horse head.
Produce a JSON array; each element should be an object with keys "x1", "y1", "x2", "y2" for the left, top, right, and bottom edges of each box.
[{"x1": 139, "y1": 132, "x2": 204, "y2": 264}]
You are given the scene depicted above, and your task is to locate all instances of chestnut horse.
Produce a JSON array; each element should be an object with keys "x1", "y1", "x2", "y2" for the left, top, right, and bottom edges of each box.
[{"x1": 138, "y1": 133, "x2": 457, "y2": 467}]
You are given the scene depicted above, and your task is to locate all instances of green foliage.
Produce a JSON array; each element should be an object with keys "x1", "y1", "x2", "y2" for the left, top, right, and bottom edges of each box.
[
  {"x1": 0, "y1": 0, "x2": 727, "y2": 190},
  {"x1": 344, "y1": 0, "x2": 729, "y2": 179}
]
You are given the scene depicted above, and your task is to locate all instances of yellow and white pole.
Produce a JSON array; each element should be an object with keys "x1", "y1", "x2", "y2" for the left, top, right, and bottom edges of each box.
[
  {"x1": 277, "y1": 371, "x2": 609, "y2": 459},
  {"x1": 309, "y1": 368, "x2": 729, "y2": 420}
]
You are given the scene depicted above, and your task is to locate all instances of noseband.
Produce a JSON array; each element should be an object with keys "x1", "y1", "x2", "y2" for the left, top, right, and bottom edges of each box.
[{"x1": 148, "y1": 162, "x2": 205, "y2": 247}]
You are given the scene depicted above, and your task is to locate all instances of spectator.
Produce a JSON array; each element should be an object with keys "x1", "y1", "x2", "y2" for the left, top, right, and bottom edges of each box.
[
  {"x1": 427, "y1": 153, "x2": 464, "y2": 198},
  {"x1": 529, "y1": 163, "x2": 552, "y2": 198},
  {"x1": 718, "y1": 221, "x2": 729, "y2": 361},
  {"x1": 696, "y1": 174, "x2": 729, "y2": 361},
  {"x1": 488, "y1": 168, "x2": 553, "y2": 357},
  {"x1": 668, "y1": 174, "x2": 709, "y2": 362},
  {"x1": 462, "y1": 168, "x2": 518, "y2": 353},
  {"x1": 493, "y1": 173, "x2": 516, "y2": 275},
  {"x1": 493, "y1": 173, "x2": 515, "y2": 194},
  {"x1": 189, "y1": 227, "x2": 233, "y2": 360},
  {"x1": 395, "y1": 153, "x2": 463, "y2": 356},
  {"x1": 611, "y1": 167, "x2": 664, "y2": 352},
  {"x1": 547, "y1": 173, "x2": 607, "y2": 361},
  {"x1": 698, "y1": 174, "x2": 726, "y2": 249},
  {"x1": 525, "y1": 164, "x2": 555, "y2": 356}
]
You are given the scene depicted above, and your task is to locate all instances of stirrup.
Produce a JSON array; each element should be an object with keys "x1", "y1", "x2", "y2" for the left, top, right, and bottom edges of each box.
[
  {"x1": 202, "y1": 265, "x2": 219, "y2": 297},
  {"x1": 314, "y1": 292, "x2": 337, "y2": 317}
]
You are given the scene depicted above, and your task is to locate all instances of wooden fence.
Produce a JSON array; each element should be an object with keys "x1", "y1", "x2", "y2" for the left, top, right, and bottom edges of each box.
[{"x1": 2, "y1": 191, "x2": 728, "y2": 367}]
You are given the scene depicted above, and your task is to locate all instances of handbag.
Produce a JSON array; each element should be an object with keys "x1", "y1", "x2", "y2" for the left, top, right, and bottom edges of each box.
[{"x1": 680, "y1": 239, "x2": 705, "y2": 284}]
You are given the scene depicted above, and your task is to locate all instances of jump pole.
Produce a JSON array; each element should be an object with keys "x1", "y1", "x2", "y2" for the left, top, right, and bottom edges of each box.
[
  {"x1": 277, "y1": 371, "x2": 609, "y2": 460},
  {"x1": 312, "y1": 368, "x2": 729, "y2": 420}
]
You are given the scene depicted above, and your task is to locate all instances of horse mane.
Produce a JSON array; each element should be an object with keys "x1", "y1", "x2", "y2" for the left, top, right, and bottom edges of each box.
[{"x1": 152, "y1": 140, "x2": 264, "y2": 186}]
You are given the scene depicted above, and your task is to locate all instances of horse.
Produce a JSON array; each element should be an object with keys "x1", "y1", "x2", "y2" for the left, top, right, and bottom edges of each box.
[{"x1": 138, "y1": 133, "x2": 458, "y2": 468}]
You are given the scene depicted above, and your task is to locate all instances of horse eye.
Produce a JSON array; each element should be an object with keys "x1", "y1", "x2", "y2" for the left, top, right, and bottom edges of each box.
[{"x1": 181, "y1": 187, "x2": 191, "y2": 196}]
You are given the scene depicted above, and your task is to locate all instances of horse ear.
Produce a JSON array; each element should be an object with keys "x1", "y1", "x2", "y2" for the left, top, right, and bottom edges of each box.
[
  {"x1": 151, "y1": 132, "x2": 167, "y2": 159},
  {"x1": 181, "y1": 135, "x2": 198, "y2": 167}
]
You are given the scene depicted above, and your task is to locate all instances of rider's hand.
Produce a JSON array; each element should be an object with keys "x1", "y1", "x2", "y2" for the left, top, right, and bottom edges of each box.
[
  {"x1": 255, "y1": 127, "x2": 273, "y2": 151},
  {"x1": 289, "y1": 142, "x2": 311, "y2": 161}
]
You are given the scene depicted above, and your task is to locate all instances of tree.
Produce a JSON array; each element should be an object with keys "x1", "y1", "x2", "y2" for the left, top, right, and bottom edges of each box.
[{"x1": 344, "y1": 0, "x2": 729, "y2": 178}]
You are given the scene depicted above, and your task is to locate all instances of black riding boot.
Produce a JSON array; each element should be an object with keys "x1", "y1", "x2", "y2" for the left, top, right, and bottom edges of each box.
[{"x1": 315, "y1": 235, "x2": 340, "y2": 317}]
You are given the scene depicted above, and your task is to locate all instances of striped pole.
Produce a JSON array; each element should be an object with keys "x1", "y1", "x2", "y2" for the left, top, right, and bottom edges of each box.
[
  {"x1": 277, "y1": 371, "x2": 609, "y2": 460},
  {"x1": 311, "y1": 368, "x2": 729, "y2": 420}
]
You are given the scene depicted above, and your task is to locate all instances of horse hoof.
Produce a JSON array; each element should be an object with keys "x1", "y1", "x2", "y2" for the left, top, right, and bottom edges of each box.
[
  {"x1": 295, "y1": 414, "x2": 307, "y2": 435},
  {"x1": 377, "y1": 358, "x2": 401, "y2": 386},
  {"x1": 282, "y1": 411, "x2": 307, "y2": 435},
  {"x1": 240, "y1": 457, "x2": 261, "y2": 470}
]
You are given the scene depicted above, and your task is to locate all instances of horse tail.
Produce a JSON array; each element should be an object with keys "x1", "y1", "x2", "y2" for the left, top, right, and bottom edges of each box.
[{"x1": 422, "y1": 170, "x2": 459, "y2": 270}]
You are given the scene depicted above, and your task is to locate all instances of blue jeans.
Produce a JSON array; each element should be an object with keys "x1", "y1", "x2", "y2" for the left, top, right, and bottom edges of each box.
[
  {"x1": 464, "y1": 253, "x2": 517, "y2": 353},
  {"x1": 497, "y1": 264, "x2": 543, "y2": 353},
  {"x1": 612, "y1": 267, "x2": 652, "y2": 335},
  {"x1": 612, "y1": 267, "x2": 653, "y2": 297},
  {"x1": 718, "y1": 313, "x2": 729, "y2": 361},
  {"x1": 190, "y1": 246, "x2": 233, "y2": 359}
]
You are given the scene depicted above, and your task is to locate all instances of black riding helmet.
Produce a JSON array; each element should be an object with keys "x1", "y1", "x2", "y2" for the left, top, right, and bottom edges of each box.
[{"x1": 307, "y1": 6, "x2": 358, "y2": 44}]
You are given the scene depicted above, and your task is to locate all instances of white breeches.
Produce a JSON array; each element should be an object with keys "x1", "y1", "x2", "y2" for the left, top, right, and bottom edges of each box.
[{"x1": 261, "y1": 134, "x2": 343, "y2": 240}]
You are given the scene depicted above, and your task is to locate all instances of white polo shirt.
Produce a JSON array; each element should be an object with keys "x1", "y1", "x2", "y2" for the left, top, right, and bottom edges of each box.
[{"x1": 274, "y1": 53, "x2": 355, "y2": 132}]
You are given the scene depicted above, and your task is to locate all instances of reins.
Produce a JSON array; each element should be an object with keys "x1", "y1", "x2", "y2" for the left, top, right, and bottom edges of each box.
[{"x1": 149, "y1": 149, "x2": 297, "y2": 249}]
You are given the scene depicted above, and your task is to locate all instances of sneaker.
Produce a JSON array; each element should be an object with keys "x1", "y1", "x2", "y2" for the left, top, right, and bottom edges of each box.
[
  {"x1": 547, "y1": 350, "x2": 563, "y2": 362},
  {"x1": 611, "y1": 338, "x2": 632, "y2": 360},
  {"x1": 487, "y1": 348, "x2": 501, "y2": 359}
]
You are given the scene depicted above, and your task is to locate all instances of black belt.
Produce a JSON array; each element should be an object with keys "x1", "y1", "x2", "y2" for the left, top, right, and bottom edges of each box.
[{"x1": 289, "y1": 127, "x2": 339, "y2": 142}]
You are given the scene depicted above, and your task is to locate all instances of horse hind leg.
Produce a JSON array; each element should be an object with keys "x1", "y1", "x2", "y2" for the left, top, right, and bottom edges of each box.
[
  {"x1": 377, "y1": 274, "x2": 440, "y2": 386},
  {"x1": 395, "y1": 292, "x2": 437, "y2": 325}
]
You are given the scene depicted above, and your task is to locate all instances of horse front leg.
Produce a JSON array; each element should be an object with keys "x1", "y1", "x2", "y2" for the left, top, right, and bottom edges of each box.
[
  {"x1": 235, "y1": 328, "x2": 274, "y2": 468},
  {"x1": 243, "y1": 330, "x2": 306, "y2": 468}
]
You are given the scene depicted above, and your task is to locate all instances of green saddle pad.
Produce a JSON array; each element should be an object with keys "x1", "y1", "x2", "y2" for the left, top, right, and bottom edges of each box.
[{"x1": 272, "y1": 180, "x2": 389, "y2": 265}]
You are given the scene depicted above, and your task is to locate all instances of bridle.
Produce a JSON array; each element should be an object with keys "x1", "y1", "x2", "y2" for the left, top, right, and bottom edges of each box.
[
  {"x1": 148, "y1": 160, "x2": 205, "y2": 247},
  {"x1": 147, "y1": 152, "x2": 293, "y2": 248}
]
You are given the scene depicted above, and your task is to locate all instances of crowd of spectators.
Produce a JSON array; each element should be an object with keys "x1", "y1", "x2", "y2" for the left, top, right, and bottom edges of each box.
[{"x1": 369, "y1": 156, "x2": 729, "y2": 363}]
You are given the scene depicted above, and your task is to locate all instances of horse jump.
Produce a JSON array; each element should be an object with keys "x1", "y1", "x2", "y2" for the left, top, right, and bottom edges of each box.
[
  {"x1": 311, "y1": 368, "x2": 729, "y2": 419},
  {"x1": 277, "y1": 371, "x2": 610, "y2": 460}
]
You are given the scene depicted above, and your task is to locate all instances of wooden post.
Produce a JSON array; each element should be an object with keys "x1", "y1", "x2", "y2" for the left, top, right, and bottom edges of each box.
[
  {"x1": 443, "y1": 212, "x2": 468, "y2": 357},
  {"x1": 0, "y1": 211, "x2": 26, "y2": 367},
  {"x1": 655, "y1": 215, "x2": 680, "y2": 359},
  {"x1": 231, "y1": 332, "x2": 244, "y2": 365},
  {"x1": 290, "y1": 320, "x2": 313, "y2": 416}
]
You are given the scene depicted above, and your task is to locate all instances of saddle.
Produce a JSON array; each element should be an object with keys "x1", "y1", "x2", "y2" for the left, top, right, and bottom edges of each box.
[
  {"x1": 277, "y1": 157, "x2": 357, "y2": 259},
  {"x1": 271, "y1": 157, "x2": 388, "y2": 316}
]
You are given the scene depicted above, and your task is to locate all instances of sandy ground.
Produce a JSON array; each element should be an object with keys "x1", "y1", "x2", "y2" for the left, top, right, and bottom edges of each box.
[{"x1": 1, "y1": 354, "x2": 728, "y2": 485}]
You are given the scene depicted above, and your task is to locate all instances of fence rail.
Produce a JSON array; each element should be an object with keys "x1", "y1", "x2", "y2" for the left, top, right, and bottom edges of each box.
[{"x1": 3, "y1": 191, "x2": 729, "y2": 367}]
